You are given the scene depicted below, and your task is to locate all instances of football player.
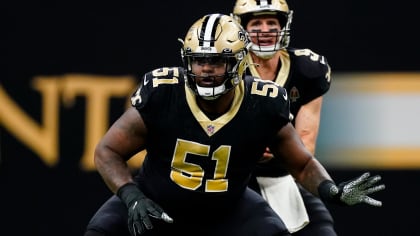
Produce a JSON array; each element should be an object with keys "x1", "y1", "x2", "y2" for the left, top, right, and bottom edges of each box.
[
  {"x1": 84, "y1": 13, "x2": 384, "y2": 236},
  {"x1": 232, "y1": 0, "x2": 335, "y2": 235}
]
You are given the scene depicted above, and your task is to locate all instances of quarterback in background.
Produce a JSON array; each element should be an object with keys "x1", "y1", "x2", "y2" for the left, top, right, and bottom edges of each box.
[{"x1": 232, "y1": 0, "x2": 335, "y2": 235}]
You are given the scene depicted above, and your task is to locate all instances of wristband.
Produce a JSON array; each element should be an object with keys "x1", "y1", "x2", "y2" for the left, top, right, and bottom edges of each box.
[
  {"x1": 116, "y1": 182, "x2": 145, "y2": 207},
  {"x1": 318, "y1": 180, "x2": 341, "y2": 204}
]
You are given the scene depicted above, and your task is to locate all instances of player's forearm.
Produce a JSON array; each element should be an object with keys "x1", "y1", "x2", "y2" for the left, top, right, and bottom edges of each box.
[
  {"x1": 293, "y1": 157, "x2": 333, "y2": 197},
  {"x1": 295, "y1": 97, "x2": 322, "y2": 155},
  {"x1": 300, "y1": 134, "x2": 317, "y2": 155},
  {"x1": 296, "y1": 123, "x2": 319, "y2": 156},
  {"x1": 94, "y1": 144, "x2": 134, "y2": 194}
]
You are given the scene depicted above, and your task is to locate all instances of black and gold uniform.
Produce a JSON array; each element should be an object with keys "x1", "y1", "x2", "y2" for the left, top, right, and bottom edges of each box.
[
  {"x1": 86, "y1": 66, "x2": 292, "y2": 235},
  {"x1": 86, "y1": 13, "x2": 385, "y2": 236},
  {"x1": 246, "y1": 47, "x2": 333, "y2": 236},
  {"x1": 247, "y1": 48, "x2": 331, "y2": 177}
]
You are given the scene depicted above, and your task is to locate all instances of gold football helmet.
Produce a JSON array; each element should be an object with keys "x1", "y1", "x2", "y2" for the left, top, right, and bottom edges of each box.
[
  {"x1": 181, "y1": 13, "x2": 251, "y2": 100},
  {"x1": 232, "y1": 0, "x2": 293, "y2": 58}
]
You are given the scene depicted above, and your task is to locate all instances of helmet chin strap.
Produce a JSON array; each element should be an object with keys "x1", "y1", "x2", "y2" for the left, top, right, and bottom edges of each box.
[
  {"x1": 250, "y1": 43, "x2": 281, "y2": 59},
  {"x1": 196, "y1": 83, "x2": 226, "y2": 100},
  {"x1": 252, "y1": 50, "x2": 277, "y2": 59}
]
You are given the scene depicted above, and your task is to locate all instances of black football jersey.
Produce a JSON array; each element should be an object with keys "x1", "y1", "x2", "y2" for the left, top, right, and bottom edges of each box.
[
  {"x1": 246, "y1": 48, "x2": 331, "y2": 125},
  {"x1": 130, "y1": 67, "x2": 290, "y2": 212},
  {"x1": 245, "y1": 48, "x2": 331, "y2": 177}
]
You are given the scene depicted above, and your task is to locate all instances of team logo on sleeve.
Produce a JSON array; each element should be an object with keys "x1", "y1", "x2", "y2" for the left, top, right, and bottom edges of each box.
[
  {"x1": 131, "y1": 86, "x2": 142, "y2": 105},
  {"x1": 289, "y1": 86, "x2": 300, "y2": 102},
  {"x1": 325, "y1": 65, "x2": 331, "y2": 83}
]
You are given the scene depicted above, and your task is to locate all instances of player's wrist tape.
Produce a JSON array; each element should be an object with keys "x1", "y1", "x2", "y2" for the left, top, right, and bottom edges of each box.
[
  {"x1": 116, "y1": 182, "x2": 146, "y2": 207},
  {"x1": 318, "y1": 180, "x2": 345, "y2": 205}
]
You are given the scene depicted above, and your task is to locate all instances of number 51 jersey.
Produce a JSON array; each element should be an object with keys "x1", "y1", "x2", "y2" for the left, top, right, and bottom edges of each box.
[{"x1": 130, "y1": 66, "x2": 290, "y2": 207}]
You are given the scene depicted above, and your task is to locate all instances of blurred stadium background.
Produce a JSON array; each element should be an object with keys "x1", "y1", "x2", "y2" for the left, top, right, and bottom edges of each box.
[{"x1": 2, "y1": 1, "x2": 419, "y2": 235}]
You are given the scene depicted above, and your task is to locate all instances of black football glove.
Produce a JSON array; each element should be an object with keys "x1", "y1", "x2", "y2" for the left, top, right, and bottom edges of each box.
[
  {"x1": 117, "y1": 183, "x2": 173, "y2": 236},
  {"x1": 318, "y1": 172, "x2": 385, "y2": 207}
]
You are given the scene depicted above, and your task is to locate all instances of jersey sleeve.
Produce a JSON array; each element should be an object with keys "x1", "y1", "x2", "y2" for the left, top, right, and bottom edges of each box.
[
  {"x1": 290, "y1": 48, "x2": 332, "y2": 104},
  {"x1": 248, "y1": 77, "x2": 291, "y2": 130},
  {"x1": 270, "y1": 84, "x2": 291, "y2": 129},
  {"x1": 130, "y1": 72, "x2": 153, "y2": 111},
  {"x1": 130, "y1": 67, "x2": 184, "y2": 122}
]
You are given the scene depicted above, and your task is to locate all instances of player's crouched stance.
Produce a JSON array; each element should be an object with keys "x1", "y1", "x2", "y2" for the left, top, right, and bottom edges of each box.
[{"x1": 84, "y1": 13, "x2": 385, "y2": 236}]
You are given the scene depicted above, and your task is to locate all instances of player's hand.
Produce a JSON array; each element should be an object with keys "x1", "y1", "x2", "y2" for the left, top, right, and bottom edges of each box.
[
  {"x1": 336, "y1": 172, "x2": 385, "y2": 206},
  {"x1": 117, "y1": 183, "x2": 173, "y2": 236},
  {"x1": 319, "y1": 172, "x2": 385, "y2": 207}
]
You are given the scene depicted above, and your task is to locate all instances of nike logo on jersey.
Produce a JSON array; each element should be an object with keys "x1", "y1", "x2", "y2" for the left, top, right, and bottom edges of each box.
[
  {"x1": 144, "y1": 78, "x2": 149, "y2": 86},
  {"x1": 283, "y1": 91, "x2": 288, "y2": 100}
]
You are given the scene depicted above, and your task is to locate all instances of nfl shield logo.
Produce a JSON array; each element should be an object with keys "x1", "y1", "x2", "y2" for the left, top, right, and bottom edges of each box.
[{"x1": 207, "y1": 124, "x2": 215, "y2": 135}]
